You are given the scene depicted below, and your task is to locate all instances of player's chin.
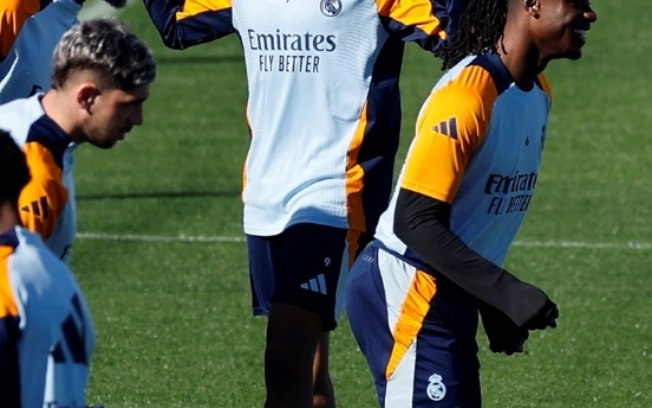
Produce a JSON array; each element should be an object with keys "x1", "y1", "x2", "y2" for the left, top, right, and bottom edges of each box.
[
  {"x1": 566, "y1": 48, "x2": 583, "y2": 61},
  {"x1": 567, "y1": 37, "x2": 587, "y2": 60},
  {"x1": 557, "y1": 44, "x2": 583, "y2": 61},
  {"x1": 104, "y1": 0, "x2": 128, "y2": 8},
  {"x1": 93, "y1": 137, "x2": 120, "y2": 149}
]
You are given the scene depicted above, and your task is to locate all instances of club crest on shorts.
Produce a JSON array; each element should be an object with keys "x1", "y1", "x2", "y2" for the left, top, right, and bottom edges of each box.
[
  {"x1": 320, "y1": 0, "x2": 342, "y2": 17},
  {"x1": 426, "y1": 373, "x2": 447, "y2": 402}
]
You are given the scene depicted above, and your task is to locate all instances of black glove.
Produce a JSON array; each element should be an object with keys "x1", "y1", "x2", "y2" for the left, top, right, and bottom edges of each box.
[
  {"x1": 522, "y1": 297, "x2": 559, "y2": 331},
  {"x1": 479, "y1": 303, "x2": 529, "y2": 355}
]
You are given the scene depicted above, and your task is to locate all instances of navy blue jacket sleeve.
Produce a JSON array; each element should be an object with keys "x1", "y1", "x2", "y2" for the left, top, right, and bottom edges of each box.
[{"x1": 143, "y1": 0, "x2": 236, "y2": 49}]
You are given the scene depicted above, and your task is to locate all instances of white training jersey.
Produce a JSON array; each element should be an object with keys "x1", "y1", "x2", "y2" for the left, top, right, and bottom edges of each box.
[
  {"x1": 0, "y1": 226, "x2": 95, "y2": 407},
  {"x1": 376, "y1": 53, "x2": 552, "y2": 266},
  {"x1": 0, "y1": 95, "x2": 76, "y2": 262},
  {"x1": 0, "y1": 0, "x2": 79, "y2": 262},
  {"x1": 144, "y1": 0, "x2": 449, "y2": 236}
]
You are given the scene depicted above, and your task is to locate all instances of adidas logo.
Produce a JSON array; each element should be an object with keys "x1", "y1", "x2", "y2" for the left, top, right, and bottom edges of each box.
[
  {"x1": 20, "y1": 196, "x2": 50, "y2": 218},
  {"x1": 432, "y1": 117, "x2": 458, "y2": 139},
  {"x1": 300, "y1": 273, "x2": 327, "y2": 295}
]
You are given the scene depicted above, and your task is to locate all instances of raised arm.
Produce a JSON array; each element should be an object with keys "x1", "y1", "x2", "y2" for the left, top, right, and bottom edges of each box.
[
  {"x1": 143, "y1": 0, "x2": 236, "y2": 49},
  {"x1": 378, "y1": 0, "x2": 465, "y2": 55}
]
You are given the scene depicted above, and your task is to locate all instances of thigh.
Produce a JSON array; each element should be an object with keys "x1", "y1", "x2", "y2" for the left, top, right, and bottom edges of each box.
[
  {"x1": 386, "y1": 287, "x2": 481, "y2": 408},
  {"x1": 381, "y1": 319, "x2": 480, "y2": 408},
  {"x1": 350, "y1": 246, "x2": 481, "y2": 407},
  {"x1": 345, "y1": 244, "x2": 395, "y2": 403},
  {"x1": 248, "y1": 223, "x2": 352, "y2": 331},
  {"x1": 247, "y1": 233, "x2": 275, "y2": 317},
  {"x1": 410, "y1": 318, "x2": 481, "y2": 408}
]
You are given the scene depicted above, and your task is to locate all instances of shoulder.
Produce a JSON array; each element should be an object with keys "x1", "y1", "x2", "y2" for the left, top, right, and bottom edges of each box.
[
  {"x1": 441, "y1": 53, "x2": 512, "y2": 100},
  {"x1": 9, "y1": 227, "x2": 72, "y2": 291},
  {"x1": 424, "y1": 54, "x2": 511, "y2": 130},
  {"x1": 0, "y1": 96, "x2": 69, "y2": 169},
  {"x1": 0, "y1": 96, "x2": 45, "y2": 143}
]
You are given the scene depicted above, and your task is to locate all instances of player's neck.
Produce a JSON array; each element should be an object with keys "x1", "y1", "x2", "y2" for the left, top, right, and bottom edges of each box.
[
  {"x1": 497, "y1": 35, "x2": 543, "y2": 91},
  {"x1": 41, "y1": 91, "x2": 80, "y2": 143}
]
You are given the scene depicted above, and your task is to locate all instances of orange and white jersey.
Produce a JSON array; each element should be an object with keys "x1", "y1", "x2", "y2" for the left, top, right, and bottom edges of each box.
[
  {"x1": 377, "y1": 53, "x2": 552, "y2": 266},
  {"x1": 0, "y1": 226, "x2": 95, "y2": 407},
  {"x1": 0, "y1": 0, "x2": 81, "y2": 103},
  {"x1": 0, "y1": 0, "x2": 41, "y2": 59},
  {"x1": 0, "y1": 94, "x2": 75, "y2": 262},
  {"x1": 145, "y1": 0, "x2": 451, "y2": 236}
]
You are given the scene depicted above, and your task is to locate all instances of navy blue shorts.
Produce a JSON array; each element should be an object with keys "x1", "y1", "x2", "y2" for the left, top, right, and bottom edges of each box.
[
  {"x1": 247, "y1": 223, "x2": 368, "y2": 331},
  {"x1": 346, "y1": 243, "x2": 481, "y2": 407}
]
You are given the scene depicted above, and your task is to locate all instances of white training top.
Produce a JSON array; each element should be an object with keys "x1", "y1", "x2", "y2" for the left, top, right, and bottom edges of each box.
[
  {"x1": 0, "y1": 95, "x2": 77, "y2": 262},
  {"x1": 144, "y1": 0, "x2": 447, "y2": 236},
  {"x1": 376, "y1": 53, "x2": 552, "y2": 266},
  {"x1": 1, "y1": 226, "x2": 95, "y2": 407}
]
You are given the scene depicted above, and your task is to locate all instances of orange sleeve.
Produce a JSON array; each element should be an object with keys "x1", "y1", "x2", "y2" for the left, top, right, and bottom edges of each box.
[
  {"x1": 0, "y1": 246, "x2": 18, "y2": 319},
  {"x1": 176, "y1": 0, "x2": 231, "y2": 21},
  {"x1": 376, "y1": 0, "x2": 446, "y2": 39},
  {"x1": 18, "y1": 142, "x2": 68, "y2": 240},
  {"x1": 0, "y1": 0, "x2": 40, "y2": 58},
  {"x1": 400, "y1": 65, "x2": 498, "y2": 203}
]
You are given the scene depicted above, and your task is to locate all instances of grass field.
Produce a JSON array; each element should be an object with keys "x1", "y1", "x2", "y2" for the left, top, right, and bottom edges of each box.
[{"x1": 70, "y1": 2, "x2": 652, "y2": 407}]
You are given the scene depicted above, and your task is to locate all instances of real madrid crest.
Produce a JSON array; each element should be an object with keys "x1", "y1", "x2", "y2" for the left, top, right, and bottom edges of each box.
[
  {"x1": 320, "y1": 0, "x2": 342, "y2": 17},
  {"x1": 426, "y1": 373, "x2": 447, "y2": 402}
]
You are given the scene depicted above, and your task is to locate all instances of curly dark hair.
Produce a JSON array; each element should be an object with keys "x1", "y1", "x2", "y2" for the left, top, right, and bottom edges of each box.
[{"x1": 441, "y1": 0, "x2": 509, "y2": 69}]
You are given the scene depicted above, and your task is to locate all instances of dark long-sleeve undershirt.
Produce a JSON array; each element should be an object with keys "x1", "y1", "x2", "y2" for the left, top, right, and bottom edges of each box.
[{"x1": 393, "y1": 188, "x2": 552, "y2": 328}]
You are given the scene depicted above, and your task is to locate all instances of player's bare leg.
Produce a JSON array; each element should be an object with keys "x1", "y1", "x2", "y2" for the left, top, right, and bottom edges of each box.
[
  {"x1": 264, "y1": 303, "x2": 324, "y2": 408},
  {"x1": 312, "y1": 333, "x2": 335, "y2": 408}
]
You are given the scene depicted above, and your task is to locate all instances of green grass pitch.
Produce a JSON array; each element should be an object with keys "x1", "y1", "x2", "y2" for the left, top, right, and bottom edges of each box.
[{"x1": 72, "y1": 2, "x2": 651, "y2": 407}]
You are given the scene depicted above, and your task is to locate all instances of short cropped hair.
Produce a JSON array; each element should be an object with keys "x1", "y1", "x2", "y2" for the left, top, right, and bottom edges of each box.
[
  {"x1": 0, "y1": 129, "x2": 30, "y2": 205},
  {"x1": 51, "y1": 18, "x2": 156, "y2": 91}
]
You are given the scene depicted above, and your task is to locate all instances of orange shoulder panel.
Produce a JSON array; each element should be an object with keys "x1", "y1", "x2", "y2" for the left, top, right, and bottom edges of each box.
[
  {"x1": 537, "y1": 73, "x2": 553, "y2": 103},
  {"x1": 0, "y1": 246, "x2": 18, "y2": 319},
  {"x1": 176, "y1": 0, "x2": 232, "y2": 21},
  {"x1": 376, "y1": 0, "x2": 445, "y2": 38},
  {"x1": 18, "y1": 142, "x2": 68, "y2": 240},
  {"x1": 0, "y1": 0, "x2": 40, "y2": 58},
  {"x1": 401, "y1": 65, "x2": 498, "y2": 203}
]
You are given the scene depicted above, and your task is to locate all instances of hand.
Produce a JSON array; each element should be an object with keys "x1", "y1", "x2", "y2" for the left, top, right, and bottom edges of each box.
[
  {"x1": 523, "y1": 298, "x2": 559, "y2": 331},
  {"x1": 479, "y1": 304, "x2": 529, "y2": 355}
]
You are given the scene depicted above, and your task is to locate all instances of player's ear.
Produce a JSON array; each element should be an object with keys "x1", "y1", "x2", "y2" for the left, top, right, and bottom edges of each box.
[
  {"x1": 77, "y1": 85, "x2": 100, "y2": 112},
  {"x1": 524, "y1": 0, "x2": 541, "y2": 17}
]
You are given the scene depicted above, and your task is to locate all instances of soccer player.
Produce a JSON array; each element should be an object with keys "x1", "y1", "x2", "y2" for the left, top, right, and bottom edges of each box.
[
  {"x1": 142, "y1": 0, "x2": 463, "y2": 406},
  {"x1": 345, "y1": 0, "x2": 597, "y2": 406},
  {"x1": 0, "y1": 0, "x2": 128, "y2": 104},
  {"x1": 0, "y1": 0, "x2": 43, "y2": 61},
  {"x1": 0, "y1": 129, "x2": 96, "y2": 407},
  {"x1": 0, "y1": 18, "x2": 156, "y2": 262}
]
